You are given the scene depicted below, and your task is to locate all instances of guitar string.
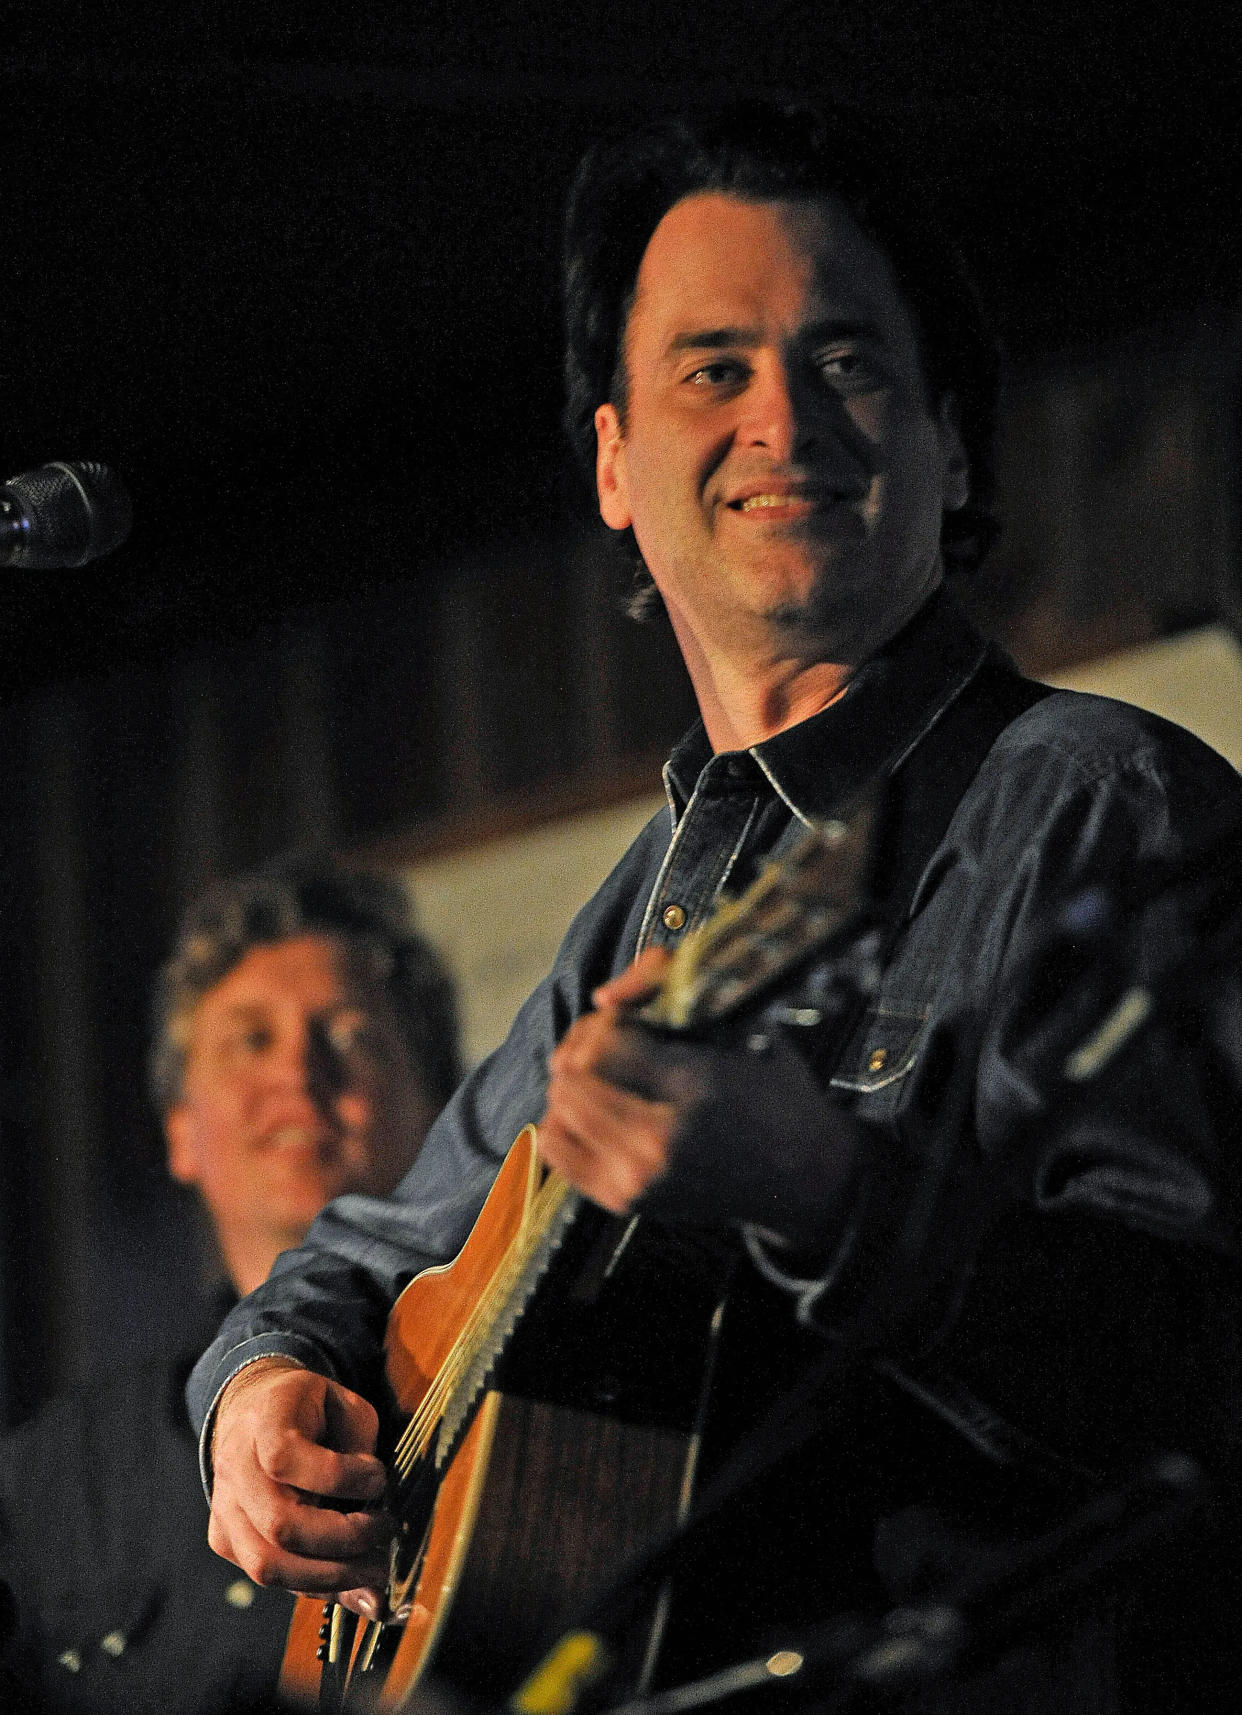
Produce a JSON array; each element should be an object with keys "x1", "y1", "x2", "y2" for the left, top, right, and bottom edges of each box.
[
  {"x1": 390, "y1": 1171, "x2": 574, "y2": 1482},
  {"x1": 390, "y1": 1172, "x2": 566, "y2": 1483},
  {"x1": 393, "y1": 1170, "x2": 571, "y2": 1462},
  {"x1": 389, "y1": 1170, "x2": 560, "y2": 1460}
]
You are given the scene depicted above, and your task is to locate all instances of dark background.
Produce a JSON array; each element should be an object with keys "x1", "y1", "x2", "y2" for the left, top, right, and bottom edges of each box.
[
  {"x1": 1, "y1": 2, "x2": 1240, "y2": 1414},
  {"x1": 4, "y1": 2, "x2": 1241, "y2": 694}
]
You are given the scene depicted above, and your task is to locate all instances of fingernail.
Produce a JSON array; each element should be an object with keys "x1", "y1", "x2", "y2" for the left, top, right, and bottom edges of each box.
[{"x1": 356, "y1": 1593, "x2": 379, "y2": 1622}]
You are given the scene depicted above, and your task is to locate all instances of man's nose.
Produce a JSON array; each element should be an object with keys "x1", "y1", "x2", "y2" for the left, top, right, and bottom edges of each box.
[
  {"x1": 740, "y1": 358, "x2": 826, "y2": 463},
  {"x1": 741, "y1": 356, "x2": 872, "y2": 472},
  {"x1": 271, "y1": 1026, "x2": 344, "y2": 1104}
]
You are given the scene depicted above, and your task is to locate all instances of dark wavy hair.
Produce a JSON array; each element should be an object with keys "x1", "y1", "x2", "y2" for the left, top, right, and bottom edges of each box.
[
  {"x1": 149, "y1": 853, "x2": 462, "y2": 1115},
  {"x1": 563, "y1": 102, "x2": 1000, "y2": 617}
]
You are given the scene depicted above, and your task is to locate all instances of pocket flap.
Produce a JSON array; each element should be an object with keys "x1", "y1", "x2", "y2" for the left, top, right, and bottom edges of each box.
[{"x1": 830, "y1": 1008, "x2": 927, "y2": 1094}]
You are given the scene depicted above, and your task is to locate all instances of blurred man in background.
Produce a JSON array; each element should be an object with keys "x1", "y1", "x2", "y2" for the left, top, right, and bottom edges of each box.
[{"x1": 0, "y1": 854, "x2": 461, "y2": 1713}]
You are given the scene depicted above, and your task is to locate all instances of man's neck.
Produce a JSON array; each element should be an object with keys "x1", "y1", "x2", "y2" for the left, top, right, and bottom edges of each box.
[
  {"x1": 663, "y1": 577, "x2": 945, "y2": 753},
  {"x1": 666, "y1": 608, "x2": 851, "y2": 751},
  {"x1": 220, "y1": 1225, "x2": 308, "y2": 1298},
  {"x1": 699, "y1": 657, "x2": 852, "y2": 751}
]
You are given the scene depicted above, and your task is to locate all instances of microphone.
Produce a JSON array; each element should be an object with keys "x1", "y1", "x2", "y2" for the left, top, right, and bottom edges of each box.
[{"x1": 0, "y1": 461, "x2": 132, "y2": 569}]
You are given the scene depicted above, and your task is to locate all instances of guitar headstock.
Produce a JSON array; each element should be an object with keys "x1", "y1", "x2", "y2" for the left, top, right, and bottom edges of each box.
[{"x1": 638, "y1": 793, "x2": 880, "y2": 1035}]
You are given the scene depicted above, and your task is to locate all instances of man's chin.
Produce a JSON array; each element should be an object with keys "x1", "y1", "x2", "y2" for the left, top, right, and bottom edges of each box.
[
  {"x1": 765, "y1": 594, "x2": 867, "y2": 662},
  {"x1": 268, "y1": 1176, "x2": 354, "y2": 1236},
  {"x1": 766, "y1": 571, "x2": 939, "y2": 664}
]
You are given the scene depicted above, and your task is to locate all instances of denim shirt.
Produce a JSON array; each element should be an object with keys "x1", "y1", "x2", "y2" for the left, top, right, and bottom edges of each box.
[{"x1": 187, "y1": 592, "x2": 1242, "y2": 1492}]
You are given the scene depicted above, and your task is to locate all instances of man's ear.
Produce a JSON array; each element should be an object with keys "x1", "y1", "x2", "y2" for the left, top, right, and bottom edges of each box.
[
  {"x1": 164, "y1": 1104, "x2": 201, "y2": 1187},
  {"x1": 595, "y1": 403, "x2": 633, "y2": 531},
  {"x1": 938, "y1": 394, "x2": 971, "y2": 514}
]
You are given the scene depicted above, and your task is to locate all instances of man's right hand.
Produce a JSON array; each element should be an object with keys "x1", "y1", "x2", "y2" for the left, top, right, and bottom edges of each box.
[{"x1": 206, "y1": 1358, "x2": 392, "y2": 1618}]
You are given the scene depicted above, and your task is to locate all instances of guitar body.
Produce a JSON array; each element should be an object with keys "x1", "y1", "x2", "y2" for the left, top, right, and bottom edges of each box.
[
  {"x1": 282, "y1": 1127, "x2": 726, "y2": 1712},
  {"x1": 386, "y1": 1393, "x2": 699, "y2": 1705},
  {"x1": 281, "y1": 809, "x2": 877, "y2": 1713}
]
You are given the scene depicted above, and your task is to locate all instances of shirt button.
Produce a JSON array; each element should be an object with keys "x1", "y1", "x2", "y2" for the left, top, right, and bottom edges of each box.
[
  {"x1": 225, "y1": 1578, "x2": 256, "y2": 1609},
  {"x1": 868, "y1": 1048, "x2": 888, "y2": 1073},
  {"x1": 662, "y1": 903, "x2": 687, "y2": 932},
  {"x1": 100, "y1": 1631, "x2": 127, "y2": 1658}
]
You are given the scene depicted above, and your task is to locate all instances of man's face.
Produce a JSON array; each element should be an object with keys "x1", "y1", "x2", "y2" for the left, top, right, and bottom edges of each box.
[
  {"x1": 594, "y1": 193, "x2": 969, "y2": 666},
  {"x1": 164, "y1": 934, "x2": 436, "y2": 1285}
]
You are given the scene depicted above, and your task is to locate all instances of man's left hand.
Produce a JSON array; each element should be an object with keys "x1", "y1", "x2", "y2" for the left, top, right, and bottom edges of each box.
[{"x1": 539, "y1": 947, "x2": 865, "y2": 1252}]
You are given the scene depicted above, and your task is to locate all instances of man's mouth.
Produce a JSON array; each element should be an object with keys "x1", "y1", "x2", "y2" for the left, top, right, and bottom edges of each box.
[
  {"x1": 267, "y1": 1125, "x2": 334, "y2": 1153},
  {"x1": 728, "y1": 488, "x2": 854, "y2": 514}
]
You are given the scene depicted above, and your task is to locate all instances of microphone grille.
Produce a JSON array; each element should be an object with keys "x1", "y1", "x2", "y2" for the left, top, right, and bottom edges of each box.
[{"x1": 2, "y1": 460, "x2": 133, "y2": 569}]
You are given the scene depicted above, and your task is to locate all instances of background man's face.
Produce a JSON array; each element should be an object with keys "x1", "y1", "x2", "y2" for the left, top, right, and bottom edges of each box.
[
  {"x1": 595, "y1": 193, "x2": 969, "y2": 667},
  {"x1": 164, "y1": 933, "x2": 435, "y2": 1289}
]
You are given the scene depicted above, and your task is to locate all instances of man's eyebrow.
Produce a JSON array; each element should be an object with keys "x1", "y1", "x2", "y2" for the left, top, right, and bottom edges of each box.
[
  {"x1": 804, "y1": 318, "x2": 886, "y2": 346},
  {"x1": 666, "y1": 318, "x2": 885, "y2": 356},
  {"x1": 667, "y1": 326, "x2": 761, "y2": 355}
]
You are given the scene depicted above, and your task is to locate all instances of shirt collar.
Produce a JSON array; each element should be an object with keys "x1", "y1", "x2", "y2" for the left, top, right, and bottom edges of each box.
[{"x1": 663, "y1": 588, "x2": 992, "y2": 827}]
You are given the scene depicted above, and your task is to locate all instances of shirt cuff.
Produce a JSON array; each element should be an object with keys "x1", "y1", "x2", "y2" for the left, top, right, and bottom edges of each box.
[
  {"x1": 741, "y1": 1216, "x2": 860, "y2": 1300},
  {"x1": 195, "y1": 1334, "x2": 335, "y2": 1502},
  {"x1": 742, "y1": 1126, "x2": 930, "y2": 1341}
]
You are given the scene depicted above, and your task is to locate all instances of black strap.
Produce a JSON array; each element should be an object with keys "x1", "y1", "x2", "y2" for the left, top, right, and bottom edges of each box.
[
  {"x1": 873, "y1": 648, "x2": 1053, "y2": 927},
  {"x1": 790, "y1": 651, "x2": 1052, "y2": 1093}
]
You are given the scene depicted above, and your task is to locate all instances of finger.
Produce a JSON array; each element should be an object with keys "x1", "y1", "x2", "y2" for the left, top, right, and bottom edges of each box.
[
  {"x1": 321, "y1": 1382, "x2": 383, "y2": 1458},
  {"x1": 258, "y1": 1434, "x2": 387, "y2": 1506},
  {"x1": 259, "y1": 1497, "x2": 392, "y2": 1566},
  {"x1": 212, "y1": 1501, "x2": 388, "y2": 1594},
  {"x1": 548, "y1": 1008, "x2": 619, "y2": 1077},
  {"x1": 540, "y1": 1070, "x2": 675, "y2": 1209},
  {"x1": 215, "y1": 1370, "x2": 385, "y2": 1506},
  {"x1": 335, "y1": 1586, "x2": 392, "y2": 1622},
  {"x1": 551, "y1": 1015, "x2": 678, "y2": 1099},
  {"x1": 209, "y1": 1487, "x2": 389, "y2": 1590},
  {"x1": 591, "y1": 946, "x2": 672, "y2": 1010},
  {"x1": 544, "y1": 1061, "x2": 674, "y2": 1163},
  {"x1": 540, "y1": 1127, "x2": 646, "y2": 1211},
  {"x1": 211, "y1": 1465, "x2": 392, "y2": 1564}
]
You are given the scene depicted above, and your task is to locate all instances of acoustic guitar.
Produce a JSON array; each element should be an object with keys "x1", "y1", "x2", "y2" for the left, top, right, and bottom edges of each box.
[{"x1": 281, "y1": 805, "x2": 877, "y2": 1715}]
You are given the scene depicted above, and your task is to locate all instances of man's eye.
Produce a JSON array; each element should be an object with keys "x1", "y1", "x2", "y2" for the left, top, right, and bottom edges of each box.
[
  {"x1": 327, "y1": 1020, "x2": 362, "y2": 1056},
  {"x1": 685, "y1": 360, "x2": 747, "y2": 388},
  {"x1": 235, "y1": 1026, "x2": 272, "y2": 1053},
  {"x1": 815, "y1": 351, "x2": 880, "y2": 391},
  {"x1": 327, "y1": 1017, "x2": 386, "y2": 1062}
]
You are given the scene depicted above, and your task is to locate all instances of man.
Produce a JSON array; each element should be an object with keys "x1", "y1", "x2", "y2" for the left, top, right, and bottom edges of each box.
[
  {"x1": 0, "y1": 855, "x2": 461, "y2": 1713},
  {"x1": 192, "y1": 107, "x2": 1240, "y2": 1711}
]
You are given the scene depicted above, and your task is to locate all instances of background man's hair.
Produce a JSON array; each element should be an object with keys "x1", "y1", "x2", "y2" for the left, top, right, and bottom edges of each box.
[
  {"x1": 563, "y1": 101, "x2": 1000, "y2": 617},
  {"x1": 149, "y1": 853, "x2": 462, "y2": 1114}
]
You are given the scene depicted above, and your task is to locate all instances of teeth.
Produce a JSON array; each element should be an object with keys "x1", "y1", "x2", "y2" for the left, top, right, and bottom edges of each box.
[
  {"x1": 739, "y1": 494, "x2": 795, "y2": 511},
  {"x1": 270, "y1": 1127, "x2": 317, "y2": 1148}
]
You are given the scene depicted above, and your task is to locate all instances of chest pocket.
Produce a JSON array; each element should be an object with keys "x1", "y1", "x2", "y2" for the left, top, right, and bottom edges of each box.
[{"x1": 829, "y1": 1005, "x2": 928, "y2": 1121}]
